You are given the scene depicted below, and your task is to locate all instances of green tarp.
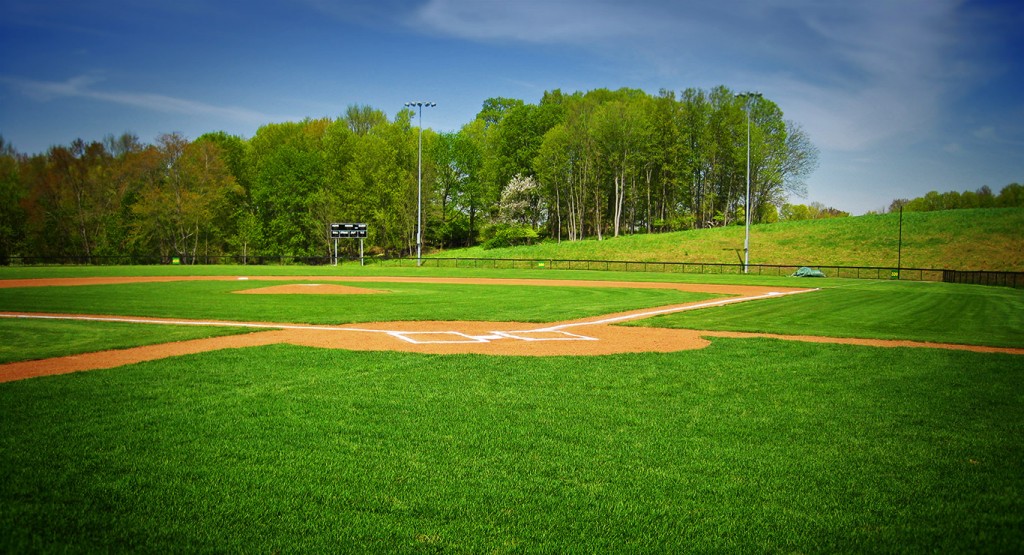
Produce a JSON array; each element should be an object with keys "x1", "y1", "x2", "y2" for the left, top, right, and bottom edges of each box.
[{"x1": 792, "y1": 267, "x2": 826, "y2": 278}]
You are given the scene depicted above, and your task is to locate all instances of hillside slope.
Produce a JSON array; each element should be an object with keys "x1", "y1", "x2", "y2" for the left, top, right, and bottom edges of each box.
[{"x1": 433, "y1": 208, "x2": 1024, "y2": 272}]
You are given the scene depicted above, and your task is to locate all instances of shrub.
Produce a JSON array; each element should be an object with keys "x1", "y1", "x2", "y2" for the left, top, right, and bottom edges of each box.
[{"x1": 482, "y1": 224, "x2": 539, "y2": 250}]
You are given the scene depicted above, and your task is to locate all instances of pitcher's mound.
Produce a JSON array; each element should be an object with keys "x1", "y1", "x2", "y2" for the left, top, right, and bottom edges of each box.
[{"x1": 235, "y1": 283, "x2": 384, "y2": 295}]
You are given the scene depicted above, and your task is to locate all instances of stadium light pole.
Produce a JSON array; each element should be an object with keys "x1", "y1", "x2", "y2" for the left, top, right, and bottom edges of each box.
[
  {"x1": 405, "y1": 101, "x2": 435, "y2": 266},
  {"x1": 737, "y1": 92, "x2": 762, "y2": 274},
  {"x1": 897, "y1": 204, "x2": 904, "y2": 278}
]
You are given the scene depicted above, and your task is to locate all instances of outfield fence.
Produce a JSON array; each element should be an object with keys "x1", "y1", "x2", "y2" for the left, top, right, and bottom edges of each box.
[
  {"x1": 378, "y1": 257, "x2": 954, "y2": 282},
  {"x1": 5, "y1": 255, "x2": 1023, "y2": 288},
  {"x1": 941, "y1": 269, "x2": 1024, "y2": 289},
  {"x1": 5, "y1": 255, "x2": 336, "y2": 266},
  {"x1": 386, "y1": 257, "x2": 1022, "y2": 288}
]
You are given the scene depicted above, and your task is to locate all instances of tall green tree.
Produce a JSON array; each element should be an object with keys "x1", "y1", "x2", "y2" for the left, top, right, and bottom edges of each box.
[
  {"x1": 131, "y1": 134, "x2": 241, "y2": 261},
  {"x1": 198, "y1": 131, "x2": 256, "y2": 260},
  {"x1": 997, "y1": 183, "x2": 1023, "y2": 207},
  {"x1": 101, "y1": 134, "x2": 162, "y2": 257},
  {"x1": 743, "y1": 95, "x2": 788, "y2": 223},
  {"x1": 0, "y1": 137, "x2": 26, "y2": 264},
  {"x1": 344, "y1": 104, "x2": 388, "y2": 136},
  {"x1": 37, "y1": 139, "x2": 120, "y2": 261},
  {"x1": 430, "y1": 130, "x2": 484, "y2": 247},
  {"x1": 341, "y1": 111, "x2": 419, "y2": 255},
  {"x1": 677, "y1": 88, "x2": 715, "y2": 228},
  {"x1": 247, "y1": 119, "x2": 330, "y2": 256},
  {"x1": 591, "y1": 98, "x2": 656, "y2": 236},
  {"x1": 536, "y1": 94, "x2": 600, "y2": 241},
  {"x1": 490, "y1": 102, "x2": 563, "y2": 190},
  {"x1": 535, "y1": 122, "x2": 576, "y2": 241}
]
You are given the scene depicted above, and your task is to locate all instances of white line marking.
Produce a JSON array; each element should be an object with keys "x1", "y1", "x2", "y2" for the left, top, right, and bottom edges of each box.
[
  {"x1": 491, "y1": 330, "x2": 599, "y2": 342},
  {"x1": 388, "y1": 331, "x2": 491, "y2": 344},
  {"x1": 532, "y1": 288, "x2": 819, "y2": 332},
  {"x1": 0, "y1": 287, "x2": 819, "y2": 345},
  {"x1": 0, "y1": 313, "x2": 388, "y2": 333}
]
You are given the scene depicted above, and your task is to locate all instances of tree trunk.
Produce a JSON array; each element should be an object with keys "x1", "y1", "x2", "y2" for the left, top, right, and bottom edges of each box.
[
  {"x1": 613, "y1": 173, "x2": 622, "y2": 237},
  {"x1": 555, "y1": 183, "x2": 562, "y2": 243}
]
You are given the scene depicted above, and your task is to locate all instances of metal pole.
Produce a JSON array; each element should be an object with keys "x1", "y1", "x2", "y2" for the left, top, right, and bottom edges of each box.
[
  {"x1": 744, "y1": 107, "x2": 751, "y2": 274},
  {"x1": 416, "y1": 104, "x2": 423, "y2": 266},
  {"x1": 897, "y1": 205, "x2": 903, "y2": 276},
  {"x1": 405, "y1": 101, "x2": 434, "y2": 267}
]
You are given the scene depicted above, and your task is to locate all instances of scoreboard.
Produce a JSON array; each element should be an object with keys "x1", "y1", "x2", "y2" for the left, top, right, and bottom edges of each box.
[{"x1": 329, "y1": 223, "x2": 367, "y2": 239}]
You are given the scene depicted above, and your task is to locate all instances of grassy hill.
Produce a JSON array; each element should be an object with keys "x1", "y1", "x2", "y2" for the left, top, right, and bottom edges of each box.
[{"x1": 432, "y1": 207, "x2": 1024, "y2": 272}]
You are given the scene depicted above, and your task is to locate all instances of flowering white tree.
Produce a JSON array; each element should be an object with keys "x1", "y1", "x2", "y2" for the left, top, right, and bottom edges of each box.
[{"x1": 498, "y1": 173, "x2": 544, "y2": 228}]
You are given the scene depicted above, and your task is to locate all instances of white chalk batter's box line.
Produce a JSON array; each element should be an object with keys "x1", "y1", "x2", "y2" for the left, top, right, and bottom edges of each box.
[{"x1": 386, "y1": 329, "x2": 598, "y2": 345}]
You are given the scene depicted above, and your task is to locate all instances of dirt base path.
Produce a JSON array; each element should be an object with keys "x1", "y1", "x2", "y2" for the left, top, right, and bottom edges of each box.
[{"x1": 1, "y1": 276, "x2": 1020, "y2": 383}]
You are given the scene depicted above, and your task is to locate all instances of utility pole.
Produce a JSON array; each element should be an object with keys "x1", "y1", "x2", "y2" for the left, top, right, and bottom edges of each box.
[{"x1": 404, "y1": 101, "x2": 435, "y2": 266}]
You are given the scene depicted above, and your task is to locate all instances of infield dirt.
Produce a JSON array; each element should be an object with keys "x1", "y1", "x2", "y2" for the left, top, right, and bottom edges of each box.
[{"x1": 2, "y1": 276, "x2": 1020, "y2": 383}]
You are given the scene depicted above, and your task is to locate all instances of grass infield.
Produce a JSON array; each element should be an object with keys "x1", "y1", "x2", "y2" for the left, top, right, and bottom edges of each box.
[
  {"x1": 1, "y1": 341, "x2": 1021, "y2": 552},
  {"x1": 1, "y1": 266, "x2": 1022, "y2": 551},
  {"x1": 630, "y1": 279, "x2": 1024, "y2": 348},
  {"x1": 0, "y1": 280, "x2": 720, "y2": 325},
  {"x1": 0, "y1": 318, "x2": 255, "y2": 364}
]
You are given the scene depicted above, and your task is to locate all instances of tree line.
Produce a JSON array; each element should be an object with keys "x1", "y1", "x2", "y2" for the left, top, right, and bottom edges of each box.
[
  {"x1": 0, "y1": 86, "x2": 821, "y2": 263},
  {"x1": 887, "y1": 184, "x2": 1023, "y2": 214}
]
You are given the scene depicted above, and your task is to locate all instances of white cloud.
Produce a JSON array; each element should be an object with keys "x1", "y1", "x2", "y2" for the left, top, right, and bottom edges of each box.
[
  {"x1": 407, "y1": 0, "x2": 969, "y2": 154},
  {"x1": 1, "y1": 74, "x2": 273, "y2": 125},
  {"x1": 775, "y1": 2, "x2": 961, "y2": 151},
  {"x1": 408, "y1": 0, "x2": 652, "y2": 43},
  {"x1": 973, "y1": 126, "x2": 997, "y2": 141}
]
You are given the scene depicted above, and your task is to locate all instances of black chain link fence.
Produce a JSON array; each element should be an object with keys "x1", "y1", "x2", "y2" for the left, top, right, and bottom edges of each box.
[{"x1": 6, "y1": 255, "x2": 1022, "y2": 288}]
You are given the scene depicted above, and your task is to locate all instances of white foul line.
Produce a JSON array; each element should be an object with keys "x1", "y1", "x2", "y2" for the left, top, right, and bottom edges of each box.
[
  {"x1": 531, "y1": 288, "x2": 819, "y2": 332},
  {"x1": 0, "y1": 313, "x2": 390, "y2": 334}
]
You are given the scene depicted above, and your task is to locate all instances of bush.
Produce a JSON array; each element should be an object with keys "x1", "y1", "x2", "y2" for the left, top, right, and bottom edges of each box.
[
  {"x1": 429, "y1": 216, "x2": 473, "y2": 248},
  {"x1": 482, "y1": 224, "x2": 539, "y2": 250}
]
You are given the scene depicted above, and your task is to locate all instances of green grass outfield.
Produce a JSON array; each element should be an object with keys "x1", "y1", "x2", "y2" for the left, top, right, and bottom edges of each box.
[
  {"x1": 0, "y1": 280, "x2": 719, "y2": 327},
  {"x1": 1, "y1": 265, "x2": 1022, "y2": 552},
  {"x1": 629, "y1": 279, "x2": 1024, "y2": 348}
]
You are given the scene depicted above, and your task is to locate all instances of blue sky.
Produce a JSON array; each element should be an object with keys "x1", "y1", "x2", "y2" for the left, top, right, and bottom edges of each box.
[{"x1": 1, "y1": 0, "x2": 1021, "y2": 214}]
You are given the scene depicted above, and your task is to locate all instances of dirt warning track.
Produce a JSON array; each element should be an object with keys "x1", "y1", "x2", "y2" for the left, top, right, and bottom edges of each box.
[{"x1": 1, "y1": 276, "x2": 1020, "y2": 383}]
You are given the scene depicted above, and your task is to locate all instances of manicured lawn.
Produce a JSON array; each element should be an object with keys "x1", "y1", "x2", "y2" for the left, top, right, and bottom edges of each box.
[
  {"x1": 631, "y1": 279, "x2": 1024, "y2": 348},
  {"x1": 0, "y1": 318, "x2": 255, "y2": 364},
  {"x1": 1, "y1": 340, "x2": 1021, "y2": 552},
  {"x1": 2, "y1": 266, "x2": 1021, "y2": 551},
  {"x1": 0, "y1": 280, "x2": 720, "y2": 325}
]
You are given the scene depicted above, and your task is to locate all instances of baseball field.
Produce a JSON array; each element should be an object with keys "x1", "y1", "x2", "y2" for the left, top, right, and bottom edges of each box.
[{"x1": 1, "y1": 265, "x2": 1022, "y2": 552}]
